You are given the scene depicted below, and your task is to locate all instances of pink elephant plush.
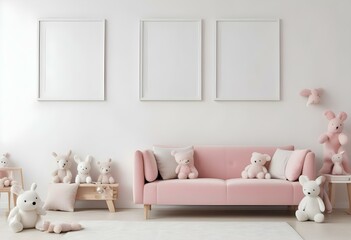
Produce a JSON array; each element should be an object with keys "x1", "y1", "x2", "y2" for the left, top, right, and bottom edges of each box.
[{"x1": 319, "y1": 110, "x2": 350, "y2": 174}]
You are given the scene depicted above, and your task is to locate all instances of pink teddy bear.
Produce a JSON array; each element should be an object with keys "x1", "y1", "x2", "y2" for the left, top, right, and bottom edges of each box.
[
  {"x1": 241, "y1": 152, "x2": 271, "y2": 179},
  {"x1": 319, "y1": 110, "x2": 350, "y2": 174},
  {"x1": 171, "y1": 149, "x2": 198, "y2": 179}
]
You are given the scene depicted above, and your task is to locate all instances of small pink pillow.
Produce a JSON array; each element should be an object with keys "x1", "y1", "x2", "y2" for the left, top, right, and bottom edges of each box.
[
  {"x1": 142, "y1": 150, "x2": 158, "y2": 182},
  {"x1": 285, "y1": 149, "x2": 310, "y2": 181},
  {"x1": 43, "y1": 183, "x2": 79, "y2": 212}
]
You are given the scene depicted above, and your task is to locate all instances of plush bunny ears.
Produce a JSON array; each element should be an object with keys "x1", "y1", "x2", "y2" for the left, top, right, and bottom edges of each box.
[
  {"x1": 299, "y1": 175, "x2": 324, "y2": 186},
  {"x1": 74, "y1": 155, "x2": 92, "y2": 164},
  {"x1": 324, "y1": 110, "x2": 348, "y2": 121}
]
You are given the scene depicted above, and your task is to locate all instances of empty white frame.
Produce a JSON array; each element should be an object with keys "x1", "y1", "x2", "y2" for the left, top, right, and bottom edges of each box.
[
  {"x1": 140, "y1": 19, "x2": 202, "y2": 101},
  {"x1": 215, "y1": 19, "x2": 280, "y2": 101},
  {"x1": 38, "y1": 19, "x2": 105, "y2": 101}
]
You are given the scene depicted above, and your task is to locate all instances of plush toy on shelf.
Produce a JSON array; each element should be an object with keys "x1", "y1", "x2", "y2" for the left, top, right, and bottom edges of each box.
[
  {"x1": 74, "y1": 155, "x2": 92, "y2": 184},
  {"x1": 52, "y1": 150, "x2": 73, "y2": 183},
  {"x1": 0, "y1": 153, "x2": 18, "y2": 188},
  {"x1": 300, "y1": 88, "x2": 323, "y2": 106},
  {"x1": 97, "y1": 158, "x2": 115, "y2": 184},
  {"x1": 319, "y1": 110, "x2": 350, "y2": 174},
  {"x1": 331, "y1": 151, "x2": 348, "y2": 175},
  {"x1": 8, "y1": 183, "x2": 47, "y2": 232},
  {"x1": 42, "y1": 221, "x2": 82, "y2": 234},
  {"x1": 295, "y1": 175, "x2": 325, "y2": 223},
  {"x1": 171, "y1": 149, "x2": 198, "y2": 179},
  {"x1": 241, "y1": 152, "x2": 271, "y2": 179}
]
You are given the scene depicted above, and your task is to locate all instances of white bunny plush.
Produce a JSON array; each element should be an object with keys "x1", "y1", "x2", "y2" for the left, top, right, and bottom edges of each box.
[
  {"x1": 74, "y1": 155, "x2": 92, "y2": 184},
  {"x1": 295, "y1": 175, "x2": 325, "y2": 223},
  {"x1": 331, "y1": 151, "x2": 348, "y2": 175},
  {"x1": 8, "y1": 183, "x2": 46, "y2": 232}
]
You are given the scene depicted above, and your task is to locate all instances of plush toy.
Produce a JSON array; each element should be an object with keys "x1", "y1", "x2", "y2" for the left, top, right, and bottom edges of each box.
[
  {"x1": 319, "y1": 110, "x2": 350, "y2": 174},
  {"x1": 241, "y1": 152, "x2": 271, "y2": 179},
  {"x1": 171, "y1": 149, "x2": 198, "y2": 179},
  {"x1": 97, "y1": 158, "x2": 115, "y2": 184},
  {"x1": 74, "y1": 155, "x2": 92, "y2": 184},
  {"x1": 295, "y1": 175, "x2": 325, "y2": 223},
  {"x1": 42, "y1": 221, "x2": 82, "y2": 234},
  {"x1": 0, "y1": 153, "x2": 18, "y2": 188},
  {"x1": 331, "y1": 151, "x2": 348, "y2": 175},
  {"x1": 8, "y1": 183, "x2": 46, "y2": 232},
  {"x1": 52, "y1": 150, "x2": 73, "y2": 183},
  {"x1": 300, "y1": 88, "x2": 323, "y2": 106}
]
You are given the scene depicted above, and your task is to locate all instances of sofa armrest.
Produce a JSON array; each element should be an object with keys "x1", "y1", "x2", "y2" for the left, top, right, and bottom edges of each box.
[
  {"x1": 302, "y1": 151, "x2": 316, "y2": 180},
  {"x1": 133, "y1": 150, "x2": 145, "y2": 204}
]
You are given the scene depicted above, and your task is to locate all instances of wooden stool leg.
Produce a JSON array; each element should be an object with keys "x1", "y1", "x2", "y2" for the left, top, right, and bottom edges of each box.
[
  {"x1": 106, "y1": 200, "x2": 116, "y2": 212},
  {"x1": 13, "y1": 193, "x2": 17, "y2": 207},
  {"x1": 328, "y1": 182, "x2": 335, "y2": 207},
  {"x1": 347, "y1": 183, "x2": 351, "y2": 214},
  {"x1": 7, "y1": 192, "x2": 11, "y2": 211}
]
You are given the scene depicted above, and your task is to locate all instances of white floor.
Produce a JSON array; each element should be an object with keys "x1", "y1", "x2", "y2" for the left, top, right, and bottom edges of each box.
[{"x1": 1, "y1": 207, "x2": 351, "y2": 240}]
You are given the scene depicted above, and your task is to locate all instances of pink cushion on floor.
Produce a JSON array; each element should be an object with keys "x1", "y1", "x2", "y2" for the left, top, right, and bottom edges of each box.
[{"x1": 285, "y1": 149, "x2": 310, "y2": 181}]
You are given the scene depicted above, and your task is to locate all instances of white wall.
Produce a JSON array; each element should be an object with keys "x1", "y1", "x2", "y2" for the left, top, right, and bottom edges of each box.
[{"x1": 1, "y1": 0, "x2": 351, "y2": 209}]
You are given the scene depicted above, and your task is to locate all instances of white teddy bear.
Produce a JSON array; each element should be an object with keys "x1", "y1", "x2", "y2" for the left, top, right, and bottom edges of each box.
[
  {"x1": 97, "y1": 158, "x2": 115, "y2": 184},
  {"x1": 52, "y1": 150, "x2": 73, "y2": 183},
  {"x1": 74, "y1": 155, "x2": 92, "y2": 184},
  {"x1": 241, "y1": 152, "x2": 271, "y2": 179},
  {"x1": 8, "y1": 183, "x2": 46, "y2": 232},
  {"x1": 295, "y1": 175, "x2": 325, "y2": 223}
]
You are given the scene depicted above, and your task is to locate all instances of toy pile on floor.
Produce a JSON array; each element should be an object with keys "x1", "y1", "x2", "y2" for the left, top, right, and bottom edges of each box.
[{"x1": 7, "y1": 183, "x2": 82, "y2": 234}]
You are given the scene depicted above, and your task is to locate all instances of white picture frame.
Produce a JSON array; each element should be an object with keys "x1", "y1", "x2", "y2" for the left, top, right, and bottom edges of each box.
[
  {"x1": 215, "y1": 19, "x2": 280, "y2": 101},
  {"x1": 38, "y1": 19, "x2": 105, "y2": 101},
  {"x1": 139, "y1": 19, "x2": 202, "y2": 101}
]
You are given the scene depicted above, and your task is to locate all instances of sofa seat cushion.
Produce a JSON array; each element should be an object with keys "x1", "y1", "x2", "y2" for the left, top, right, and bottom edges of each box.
[
  {"x1": 143, "y1": 178, "x2": 227, "y2": 205},
  {"x1": 226, "y1": 179, "x2": 302, "y2": 205}
]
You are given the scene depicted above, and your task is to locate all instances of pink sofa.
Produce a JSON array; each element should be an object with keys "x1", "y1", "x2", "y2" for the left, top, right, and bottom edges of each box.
[{"x1": 134, "y1": 145, "x2": 316, "y2": 219}]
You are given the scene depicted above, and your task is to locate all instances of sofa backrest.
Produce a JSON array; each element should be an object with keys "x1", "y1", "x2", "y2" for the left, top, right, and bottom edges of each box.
[{"x1": 194, "y1": 145, "x2": 294, "y2": 179}]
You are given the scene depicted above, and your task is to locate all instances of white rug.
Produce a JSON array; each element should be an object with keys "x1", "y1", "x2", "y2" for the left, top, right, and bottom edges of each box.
[{"x1": 62, "y1": 221, "x2": 303, "y2": 240}]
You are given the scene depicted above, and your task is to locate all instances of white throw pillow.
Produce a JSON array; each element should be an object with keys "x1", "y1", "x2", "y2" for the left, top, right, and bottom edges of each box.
[
  {"x1": 43, "y1": 183, "x2": 79, "y2": 212},
  {"x1": 269, "y1": 149, "x2": 293, "y2": 180},
  {"x1": 153, "y1": 146, "x2": 193, "y2": 180}
]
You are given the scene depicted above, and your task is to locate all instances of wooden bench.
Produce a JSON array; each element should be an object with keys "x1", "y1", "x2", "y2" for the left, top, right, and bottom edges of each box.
[{"x1": 75, "y1": 183, "x2": 119, "y2": 212}]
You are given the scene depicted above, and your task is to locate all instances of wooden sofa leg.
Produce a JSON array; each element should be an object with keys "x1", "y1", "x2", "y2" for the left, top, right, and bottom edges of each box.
[
  {"x1": 288, "y1": 205, "x2": 297, "y2": 212},
  {"x1": 144, "y1": 204, "x2": 151, "y2": 219}
]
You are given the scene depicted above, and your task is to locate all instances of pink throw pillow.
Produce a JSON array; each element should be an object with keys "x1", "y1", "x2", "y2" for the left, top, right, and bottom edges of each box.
[
  {"x1": 143, "y1": 150, "x2": 158, "y2": 182},
  {"x1": 43, "y1": 183, "x2": 79, "y2": 212},
  {"x1": 285, "y1": 149, "x2": 310, "y2": 181}
]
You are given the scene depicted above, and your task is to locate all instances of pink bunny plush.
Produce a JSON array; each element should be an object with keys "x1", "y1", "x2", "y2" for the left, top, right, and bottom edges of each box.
[
  {"x1": 319, "y1": 110, "x2": 350, "y2": 174},
  {"x1": 300, "y1": 88, "x2": 322, "y2": 106}
]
